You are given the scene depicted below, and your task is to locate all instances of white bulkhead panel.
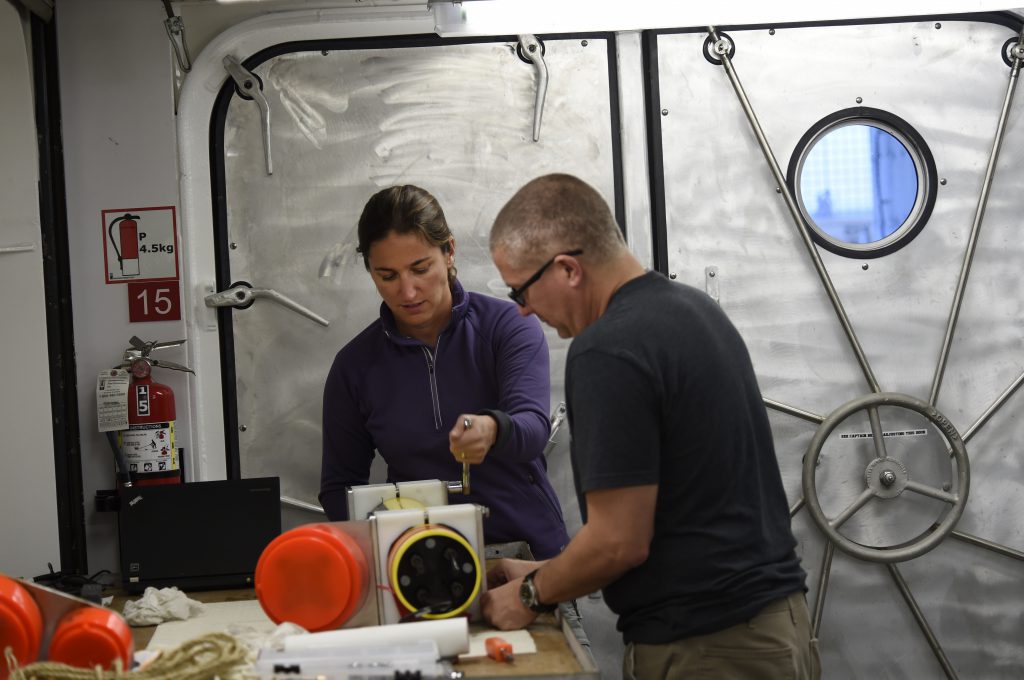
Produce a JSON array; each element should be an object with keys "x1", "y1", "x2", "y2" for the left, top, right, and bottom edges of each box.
[{"x1": 0, "y1": 0, "x2": 60, "y2": 579}]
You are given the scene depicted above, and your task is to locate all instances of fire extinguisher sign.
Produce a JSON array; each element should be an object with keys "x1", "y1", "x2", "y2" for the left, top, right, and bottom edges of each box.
[{"x1": 101, "y1": 206, "x2": 180, "y2": 284}]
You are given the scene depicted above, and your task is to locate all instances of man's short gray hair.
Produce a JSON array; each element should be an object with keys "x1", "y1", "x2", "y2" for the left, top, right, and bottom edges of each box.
[{"x1": 490, "y1": 174, "x2": 625, "y2": 268}]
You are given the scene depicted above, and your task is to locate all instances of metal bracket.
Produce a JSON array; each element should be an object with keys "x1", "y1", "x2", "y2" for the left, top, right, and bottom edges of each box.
[
  {"x1": 0, "y1": 242, "x2": 35, "y2": 254},
  {"x1": 702, "y1": 30, "x2": 735, "y2": 65},
  {"x1": 704, "y1": 265, "x2": 720, "y2": 303},
  {"x1": 205, "y1": 281, "x2": 329, "y2": 327},
  {"x1": 543, "y1": 401, "x2": 568, "y2": 457},
  {"x1": 1010, "y1": 40, "x2": 1024, "y2": 63},
  {"x1": 223, "y1": 55, "x2": 273, "y2": 175},
  {"x1": 161, "y1": 0, "x2": 192, "y2": 72},
  {"x1": 517, "y1": 34, "x2": 548, "y2": 142}
]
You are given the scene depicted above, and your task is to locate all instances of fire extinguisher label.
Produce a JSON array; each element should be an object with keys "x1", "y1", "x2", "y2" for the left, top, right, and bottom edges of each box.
[
  {"x1": 96, "y1": 369, "x2": 130, "y2": 432},
  {"x1": 119, "y1": 422, "x2": 178, "y2": 474},
  {"x1": 136, "y1": 384, "x2": 150, "y2": 417}
]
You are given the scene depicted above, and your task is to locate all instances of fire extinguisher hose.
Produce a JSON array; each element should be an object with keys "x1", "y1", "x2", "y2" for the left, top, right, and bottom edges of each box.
[
  {"x1": 107, "y1": 216, "x2": 124, "y2": 266},
  {"x1": 103, "y1": 431, "x2": 132, "y2": 489}
]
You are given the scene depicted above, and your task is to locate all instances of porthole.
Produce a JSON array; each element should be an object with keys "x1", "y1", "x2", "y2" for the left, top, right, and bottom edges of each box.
[{"x1": 786, "y1": 108, "x2": 936, "y2": 258}]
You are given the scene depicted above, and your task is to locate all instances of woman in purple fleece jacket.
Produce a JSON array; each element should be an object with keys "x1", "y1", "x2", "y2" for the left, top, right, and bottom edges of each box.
[{"x1": 319, "y1": 185, "x2": 569, "y2": 560}]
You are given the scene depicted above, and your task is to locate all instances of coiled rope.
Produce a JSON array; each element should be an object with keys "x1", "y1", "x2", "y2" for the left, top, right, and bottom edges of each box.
[{"x1": 4, "y1": 632, "x2": 251, "y2": 680}]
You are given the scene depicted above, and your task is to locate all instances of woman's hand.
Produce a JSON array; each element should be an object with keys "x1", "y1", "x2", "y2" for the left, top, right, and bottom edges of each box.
[{"x1": 448, "y1": 414, "x2": 498, "y2": 464}]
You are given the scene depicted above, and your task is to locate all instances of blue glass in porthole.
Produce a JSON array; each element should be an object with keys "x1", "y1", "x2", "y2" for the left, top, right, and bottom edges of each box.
[{"x1": 799, "y1": 124, "x2": 918, "y2": 244}]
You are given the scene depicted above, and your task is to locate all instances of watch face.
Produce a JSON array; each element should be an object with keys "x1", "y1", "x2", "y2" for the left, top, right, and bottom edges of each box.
[{"x1": 519, "y1": 578, "x2": 535, "y2": 607}]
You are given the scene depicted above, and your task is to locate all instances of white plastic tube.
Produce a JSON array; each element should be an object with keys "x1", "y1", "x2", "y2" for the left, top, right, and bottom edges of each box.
[{"x1": 282, "y1": 617, "x2": 470, "y2": 658}]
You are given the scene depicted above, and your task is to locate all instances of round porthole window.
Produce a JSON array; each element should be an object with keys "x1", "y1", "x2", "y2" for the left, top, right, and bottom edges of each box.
[{"x1": 786, "y1": 108, "x2": 937, "y2": 258}]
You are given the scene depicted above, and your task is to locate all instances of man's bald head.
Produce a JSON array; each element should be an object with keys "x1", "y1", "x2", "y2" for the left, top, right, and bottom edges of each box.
[{"x1": 490, "y1": 174, "x2": 625, "y2": 268}]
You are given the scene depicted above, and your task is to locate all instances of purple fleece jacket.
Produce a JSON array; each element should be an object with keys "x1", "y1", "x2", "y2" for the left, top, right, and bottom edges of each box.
[{"x1": 319, "y1": 279, "x2": 569, "y2": 559}]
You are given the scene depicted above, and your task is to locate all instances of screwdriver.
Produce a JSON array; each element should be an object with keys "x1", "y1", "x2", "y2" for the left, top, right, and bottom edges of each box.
[
  {"x1": 461, "y1": 417, "x2": 472, "y2": 495},
  {"x1": 485, "y1": 636, "x2": 514, "y2": 663}
]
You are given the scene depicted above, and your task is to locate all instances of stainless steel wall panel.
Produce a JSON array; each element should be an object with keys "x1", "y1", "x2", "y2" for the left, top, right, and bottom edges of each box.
[{"x1": 954, "y1": 404, "x2": 1024, "y2": 548}]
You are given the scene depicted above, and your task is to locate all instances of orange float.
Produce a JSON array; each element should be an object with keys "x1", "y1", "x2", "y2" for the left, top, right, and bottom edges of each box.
[
  {"x1": 255, "y1": 523, "x2": 370, "y2": 631},
  {"x1": 0, "y1": 574, "x2": 43, "y2": 679},
  {"x1": 47, "y1": 606, "x2": 134, "y2": 670}
]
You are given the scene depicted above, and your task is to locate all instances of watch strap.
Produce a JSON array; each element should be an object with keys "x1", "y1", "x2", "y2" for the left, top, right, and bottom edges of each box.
[{"x1": 521, "y1": 568, "x2": 557, "y2": 613}]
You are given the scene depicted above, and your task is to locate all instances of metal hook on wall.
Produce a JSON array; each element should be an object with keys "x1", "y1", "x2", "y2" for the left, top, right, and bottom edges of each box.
[
  {"x1": 161, "y1": 0, "x2": 192, "y2": 73},
  {"x1": 223, "y1": 54, "x2": 274, "y2": 175},
  {"x1": 517, "y1": 34, "x2": 548, "y2": 142}
]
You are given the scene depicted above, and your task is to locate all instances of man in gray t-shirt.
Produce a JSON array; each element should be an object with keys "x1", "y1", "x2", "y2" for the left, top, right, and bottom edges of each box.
[{"x1": 482, "y1": 173, "x2": 819, "y2": 680}]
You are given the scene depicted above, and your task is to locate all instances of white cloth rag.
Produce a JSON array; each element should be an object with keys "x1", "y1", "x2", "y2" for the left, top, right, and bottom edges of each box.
[{"x1": 122, "y1": 586, "x2": 205, "y2": 626}]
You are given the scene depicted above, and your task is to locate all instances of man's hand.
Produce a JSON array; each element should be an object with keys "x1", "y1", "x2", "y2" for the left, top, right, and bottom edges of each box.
[
  {"x1": 481, "y1": 578, "x2": 539, "y2": 631},
  {"x1": 487, "y1": 485, "x2": 657, "y2": 606},
  {"x1": 448, "y1": 414, "x2": 498, "y2": 464},
  {"x1": 486, "y1": 558, "x2": 543, "y2": 588}
]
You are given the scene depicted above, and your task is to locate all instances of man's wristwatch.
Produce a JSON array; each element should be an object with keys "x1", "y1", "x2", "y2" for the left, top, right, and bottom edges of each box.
[{"x1": 519, "y1": 569, "x2": 557, "y2": 613}]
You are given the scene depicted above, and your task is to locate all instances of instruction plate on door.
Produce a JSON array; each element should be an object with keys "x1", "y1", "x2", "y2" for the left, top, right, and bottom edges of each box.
[{"x1": 102, "y1": 206, "x2": 180, "y2": 284}]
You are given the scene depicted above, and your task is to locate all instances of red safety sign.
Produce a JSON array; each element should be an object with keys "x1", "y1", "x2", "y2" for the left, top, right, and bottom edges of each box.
[{"x1": 101, "y1": 206, "x2": 180, "y2": 284}]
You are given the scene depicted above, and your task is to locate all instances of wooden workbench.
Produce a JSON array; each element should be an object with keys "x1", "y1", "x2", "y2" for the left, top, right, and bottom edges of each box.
[{"x1": 110, "y1": 589, "x2": 600, "y2": 678}]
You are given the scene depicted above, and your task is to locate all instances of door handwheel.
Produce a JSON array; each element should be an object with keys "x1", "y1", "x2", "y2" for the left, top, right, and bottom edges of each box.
[{"x1": 802, "y1": 392, "x2": 970, "y2": 564}]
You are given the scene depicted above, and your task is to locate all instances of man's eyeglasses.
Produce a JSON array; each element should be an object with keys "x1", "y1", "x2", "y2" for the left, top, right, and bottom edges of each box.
[{"x1": 507, "y1": 249, "x2": 583, "y2": 307}]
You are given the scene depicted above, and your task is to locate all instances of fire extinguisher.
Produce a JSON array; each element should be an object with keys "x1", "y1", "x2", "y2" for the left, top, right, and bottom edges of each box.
[
  {"x1": 108, "y1": 213, "x2": 140, "y2": 277},
  {"x1": 116, "y1": 337, "x2": 194, "y2": 486}
]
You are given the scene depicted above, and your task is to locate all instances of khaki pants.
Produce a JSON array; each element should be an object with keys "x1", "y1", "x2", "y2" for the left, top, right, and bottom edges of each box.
[{"x1": 623, "y1": 592, "x2": 821, "y2": 680}]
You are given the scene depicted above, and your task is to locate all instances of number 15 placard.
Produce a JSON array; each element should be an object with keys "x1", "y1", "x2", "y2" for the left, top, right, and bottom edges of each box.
[{"x1": 127, "y1": 281, "x2": 182, "y2": 322}]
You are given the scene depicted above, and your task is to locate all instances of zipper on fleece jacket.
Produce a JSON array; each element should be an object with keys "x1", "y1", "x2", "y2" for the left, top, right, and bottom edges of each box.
[{"x1": 421, "y1": 344, "x2": 443, "y2": 430}]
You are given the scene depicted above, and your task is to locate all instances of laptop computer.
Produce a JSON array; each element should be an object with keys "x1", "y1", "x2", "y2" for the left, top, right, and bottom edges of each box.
[{"x1": 118, "y1": 477, "x2": 282, "y2": 593}]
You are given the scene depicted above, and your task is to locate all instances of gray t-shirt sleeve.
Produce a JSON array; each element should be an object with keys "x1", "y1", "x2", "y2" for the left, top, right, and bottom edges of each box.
[{"x1": 567, "y1": 348, "x2": 663, "y2": 494}]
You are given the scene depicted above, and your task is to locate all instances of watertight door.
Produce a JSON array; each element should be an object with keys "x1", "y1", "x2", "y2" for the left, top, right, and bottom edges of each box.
[
  {"x1": 650, "y1": 17, "x2": 1024, "y2": 678},
  {"x1": 209, "y1": 32, "x2": 621, "y2": 504}
]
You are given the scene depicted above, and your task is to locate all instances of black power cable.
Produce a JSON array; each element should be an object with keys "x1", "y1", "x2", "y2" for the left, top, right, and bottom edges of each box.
[{"x1": 33, "y1": 563, "x2": 115, "y2": 603}]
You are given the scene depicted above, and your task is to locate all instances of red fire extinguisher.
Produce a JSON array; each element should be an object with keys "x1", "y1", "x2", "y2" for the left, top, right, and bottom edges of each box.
[
  {"x1": 108, "y1": 213, "x2": 140, "y2": 277},
  {"x1": 116, "y1": 337, "x2": 194, "y2": 486}
]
